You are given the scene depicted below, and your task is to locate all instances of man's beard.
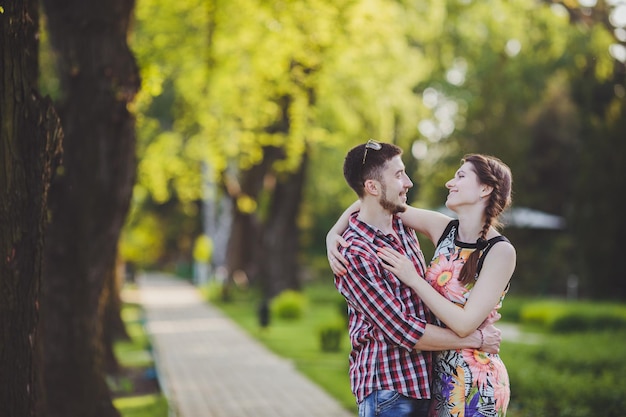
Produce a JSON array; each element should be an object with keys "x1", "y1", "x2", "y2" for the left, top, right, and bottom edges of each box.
[{"x1": 380, "y1": 183, "x2": 406, "y2": 214}]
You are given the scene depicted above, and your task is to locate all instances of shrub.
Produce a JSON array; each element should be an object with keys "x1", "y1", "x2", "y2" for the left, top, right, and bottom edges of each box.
[
  {"x1": 271, "y1": 290, "x2": 307, "y2": 320},
  {"x1": 502, "y1": 331, "x2": 626, "y2": 417},
  {"x1": 336, "y1": 295, "x2": 349, "y2": 325},
  {"x1": 550, "y1": 309, "x2": 626, "y2": 333},
  {"x1": 200, "y1": 280, "x2": 223, "y2": 302},
  {"x1": 498, "y1": 295, "x2": 531, "y2": 322},
  {"x1": 518, "y1": 299, "x2": 568, "y2": 328},
  {"x1": 318, "y1": 320, "x2": 345, "y2": 352},
  {"x1": 519, "y1": 299, "x2": 626, "y2": 333}
]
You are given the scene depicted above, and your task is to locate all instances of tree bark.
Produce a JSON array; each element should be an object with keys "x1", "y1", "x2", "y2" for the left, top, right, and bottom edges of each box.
[
  {"x1": 39, "y1": 0, "x2": 140, "y2": 416},
  {"x1": 259, "y1": 151, "x2": 308, "y2": 298},
  {"x1": 226, "y1": 91, "x2": 311, "y2": 300},
  {"x1": 0, "y1": 1, "x2": 63, "y2": 415},
  {"x1": 225, "y1": 146, "x2": 283, "y2": 298}
]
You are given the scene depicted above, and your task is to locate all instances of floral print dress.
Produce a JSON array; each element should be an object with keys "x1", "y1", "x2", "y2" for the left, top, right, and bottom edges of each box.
[{"x1": 426, "y1": 220, "x2": 510, "y2": 417}]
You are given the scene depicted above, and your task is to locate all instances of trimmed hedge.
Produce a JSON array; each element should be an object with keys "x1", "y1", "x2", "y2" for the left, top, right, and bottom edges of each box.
[
  {"x1": 270, "y1": 290, "x2": 308, "y2": 320},
  {"x1": 318, "y1": 320, "x2": 345, "y2": 352},
  {"x1": 503, "y1": 331, "x2": 626, "y2": 417},
  {"x1": 518, "y1": 299, "x2": 626, "y2": 333}
]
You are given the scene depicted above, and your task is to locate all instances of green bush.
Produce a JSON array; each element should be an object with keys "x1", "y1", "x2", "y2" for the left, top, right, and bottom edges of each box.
[
  {"x1": 498, "y1": 295, "x2": 531, "y2": 322},
  {"x1": 271, "y1": 290, "x2": 308, "y2": 320},
  {"x1": 318, "y1": 320, "x2": 345, "y2": 352},
  {"x1": 519, "y1": 299, "x2": 626, "y2": 333},
  {"x1": 551, "y1": 310, "x2": 626, "y2": 333},
  {"x1": 212, "y1": 277, "x2": 626, "y2": 416},
  {"x1": 335, "y1": 296, "x2": 349, "y2": 325},
  {"x1": 200, "y1": 280, "x2": 224, "y2": 302},
  {"x1": 502, "y1": 331, "x2": 626, "y2": 417}
]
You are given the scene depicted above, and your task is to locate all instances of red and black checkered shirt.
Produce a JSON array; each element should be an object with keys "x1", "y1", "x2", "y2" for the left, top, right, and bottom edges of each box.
[{"x1": 335, "y1": 212, "x2": 432, "y2": 404}]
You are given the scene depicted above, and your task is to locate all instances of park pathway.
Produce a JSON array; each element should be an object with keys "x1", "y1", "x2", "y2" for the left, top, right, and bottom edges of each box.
[{"x1": 136, "y1": 272, "x2": 357, "y2": 417}]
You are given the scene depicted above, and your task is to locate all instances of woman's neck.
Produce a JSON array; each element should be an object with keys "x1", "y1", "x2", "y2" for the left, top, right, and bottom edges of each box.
[{"x1": 454, "y1": 210, "x2": 487, "y2": 243}]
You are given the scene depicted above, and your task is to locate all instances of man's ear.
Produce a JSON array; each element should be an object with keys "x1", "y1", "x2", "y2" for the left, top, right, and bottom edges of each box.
[{"x1": 364, "y1": 179, "x2": 380, "y2": 196}]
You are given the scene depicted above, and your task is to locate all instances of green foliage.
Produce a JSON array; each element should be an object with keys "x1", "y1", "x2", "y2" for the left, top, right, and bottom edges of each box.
[
  {"x1": 120, "y1": 211, "x2": 166, "y2": 268},
  {"x1": 318, "y1": 320, "x2": 345, "y2": 352},
  {"x1": 503, "y1": 331, "x2": 626, "y2": 417},
  {"x1": 127, "y1": 0, "x2": 433, "y2": 273},
  {"x1": 192, "y1": 234, "x2": 212, "y2": 263},
  {"x1": 131, "y1": 0, "x2": 429, "y2": 179},
  {"x1": 114, "y1": 297, "x2": 169, "y2": 417},
  {"x1": 125, "y1": 0, "x2": 625, "y2": 300},
  {"x1": 496, "y1": 295, "x2": 529, "y2": 323},
  {"x1": 213, "y1": 279, "x2": 626, "y2": 417},
  {"x1": 114, "y1": 304, "x2": 152, "y2": 367},
  {"x1": 270, "y1": 290, "x2": 308, "y2": 320},
  {"x1": 114, "y1": 395, "x2": 169, "y2": 417},
  {"x1": 199, "y1": 280, "x2": 225, "y2": 303},
  {"x1": 519, "y1": 299, "x2": 626, "y2": 333},
  {"x1": 404, "y1": 0, "x2": 624, "y2": 300},
  {"x1": 38, "y1": 17, "x2": 61, "y2": 99}
]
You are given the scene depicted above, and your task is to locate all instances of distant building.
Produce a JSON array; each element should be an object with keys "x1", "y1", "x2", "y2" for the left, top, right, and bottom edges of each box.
[{"x1": 437, "y1": 206, "x2": 565, "y2": 230}]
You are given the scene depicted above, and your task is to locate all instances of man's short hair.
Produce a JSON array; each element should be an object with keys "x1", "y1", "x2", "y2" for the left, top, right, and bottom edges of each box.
[{"x1": 343, "y1": 140, "x2": 403, "y2": 197}]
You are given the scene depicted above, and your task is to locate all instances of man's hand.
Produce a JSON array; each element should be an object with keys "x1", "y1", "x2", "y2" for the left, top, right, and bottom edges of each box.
[{"x1": 479, "y1": 324, "x2": 502, "y2": 354}]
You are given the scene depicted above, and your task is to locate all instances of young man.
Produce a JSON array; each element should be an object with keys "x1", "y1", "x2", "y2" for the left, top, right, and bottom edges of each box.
[{"x1": 326, "y1": 140, "x2": 501, "y2": 417}]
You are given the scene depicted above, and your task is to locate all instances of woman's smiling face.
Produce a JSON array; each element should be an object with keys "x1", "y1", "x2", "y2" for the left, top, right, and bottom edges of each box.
[{"x1": 445, "y1": 162, "x2": 483, "y2": 211}]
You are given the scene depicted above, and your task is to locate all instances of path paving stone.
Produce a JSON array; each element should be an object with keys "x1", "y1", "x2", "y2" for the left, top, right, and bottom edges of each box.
[{"x1": 137, "y1": 272, "x2": 357, "y2": 417}]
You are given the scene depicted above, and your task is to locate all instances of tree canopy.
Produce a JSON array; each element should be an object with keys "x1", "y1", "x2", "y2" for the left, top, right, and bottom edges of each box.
[{"x1": 124, "y1": 0, "x2": 626, "y2": 299}]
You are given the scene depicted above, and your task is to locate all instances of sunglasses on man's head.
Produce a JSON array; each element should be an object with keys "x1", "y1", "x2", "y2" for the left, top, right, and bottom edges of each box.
[{"x1": 362, "y1": 139, "x2": 382, "y2": 165}]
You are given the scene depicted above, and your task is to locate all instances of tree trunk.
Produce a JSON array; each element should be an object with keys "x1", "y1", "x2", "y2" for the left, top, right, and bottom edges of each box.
[
  {"x1": 101, "y1": 252, "x2": 130, "y2": 375},
  {"x1": 0, "y1": 1, "x2": 63, "y2": 415},
  {"x1": 225, "y1": 146, "x2": 283, "y2": 298},
  {"x1": 259, "y1": 151, "x2": 308, "y2": 297},
  {"x1": 39, "y1": 0, "x2": 140, "y2": 416}
]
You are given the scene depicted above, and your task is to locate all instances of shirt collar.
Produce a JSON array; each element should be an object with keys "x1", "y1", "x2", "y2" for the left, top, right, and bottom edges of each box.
[{"x1": 348, "y1": 211, "x2": 405, "y2": 243}]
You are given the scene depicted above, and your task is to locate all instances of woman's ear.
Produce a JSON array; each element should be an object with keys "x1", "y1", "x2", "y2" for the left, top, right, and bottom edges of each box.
[{"x1": 480, "y1": 185, "x2": 494, "y2": 199}]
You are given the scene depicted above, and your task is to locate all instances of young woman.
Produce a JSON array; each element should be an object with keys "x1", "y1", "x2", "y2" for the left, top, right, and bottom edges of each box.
[{"x1": 327, "y1": 154, "x2": 516, "y2": 417}]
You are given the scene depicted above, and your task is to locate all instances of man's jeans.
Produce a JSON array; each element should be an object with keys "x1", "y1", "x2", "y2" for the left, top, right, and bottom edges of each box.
[{"x1": 358, "y1": 390, "x2": 430, "y2": 417}]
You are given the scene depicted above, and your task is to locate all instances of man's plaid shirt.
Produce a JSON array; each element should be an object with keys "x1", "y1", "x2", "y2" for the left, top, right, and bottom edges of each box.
[{"x1": 335, "y1": 212, "x2": 432, "y2": 404}]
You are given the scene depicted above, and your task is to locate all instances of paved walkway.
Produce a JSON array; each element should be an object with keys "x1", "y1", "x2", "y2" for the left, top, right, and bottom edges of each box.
[{"x1": 136, "y1": 272, "x2": 356, "y2": 417}]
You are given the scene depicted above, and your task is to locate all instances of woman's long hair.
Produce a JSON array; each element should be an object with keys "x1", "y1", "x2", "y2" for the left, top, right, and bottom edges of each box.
[{"x1": 458, "y1": 154, "x2": 512, "y2": 285}]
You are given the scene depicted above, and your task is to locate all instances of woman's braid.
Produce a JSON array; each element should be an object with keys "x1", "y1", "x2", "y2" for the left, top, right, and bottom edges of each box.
[{"x1": 457, "y1": 155, "x2": 512, "y2": 285}]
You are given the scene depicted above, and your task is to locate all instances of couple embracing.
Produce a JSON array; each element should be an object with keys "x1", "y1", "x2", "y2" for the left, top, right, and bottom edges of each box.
[{"x1": 326, "y1": 140, "x2": 515, "y2": 417}]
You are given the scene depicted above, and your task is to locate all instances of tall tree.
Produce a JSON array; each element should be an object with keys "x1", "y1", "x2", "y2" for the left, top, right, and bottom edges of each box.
[
  {"x1": 0, "y1": 0, "x2": 62, "y2": 415},
  {"x1": 407, "y1": 0, "x2": 622, "y2": 297},
  {"x1": 556, "y1": 1, "x2": 626, "y2": 299},
  {"x1": 38, "y1": 0, "x2": 140, "y2": 415},
  {"x1": 129, "y1": 0, "x2": 427, "y2": 297}
]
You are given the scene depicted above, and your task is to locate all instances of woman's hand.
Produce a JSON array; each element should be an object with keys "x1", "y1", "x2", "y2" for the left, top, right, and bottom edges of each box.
[
  {"x1": 327, "y1": 233, "x2": 349, "y2": 275},
  {"x1": 377, "y1": 247, "x2": 421, "y2": 287}
]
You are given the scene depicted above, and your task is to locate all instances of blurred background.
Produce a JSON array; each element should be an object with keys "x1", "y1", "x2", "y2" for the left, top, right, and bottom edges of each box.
[
  {"x1": 84, "y1": 0, "x2": 626, "y2": 301},
  {"x1": 4, "y1": 0, "x2": 625, "y2": 416}
]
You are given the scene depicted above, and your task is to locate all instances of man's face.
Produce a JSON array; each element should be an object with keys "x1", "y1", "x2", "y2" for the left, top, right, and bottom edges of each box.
[{"x1": 378, "y1": 155, "x2": 413, "y2": 214}]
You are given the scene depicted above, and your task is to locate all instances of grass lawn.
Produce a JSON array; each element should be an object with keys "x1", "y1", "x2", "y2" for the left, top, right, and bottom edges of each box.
[
  {"x1": 208, "y1": 280, "x2": 626, "y2": 417},
  {"x1": 113, "y1": 286, "x2": 170, "y2": 417},
  {"x1": 114, "y1": 395, "x2": 169, "y2": 417}
]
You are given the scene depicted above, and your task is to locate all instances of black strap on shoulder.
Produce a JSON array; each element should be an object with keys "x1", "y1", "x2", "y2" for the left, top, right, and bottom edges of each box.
[
  {"x1": 436, "y1": 219, "x2": 459, "y2": 247},
  {"x1": 476, "y1": 236, "x2": 510, "y2": 276}
]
